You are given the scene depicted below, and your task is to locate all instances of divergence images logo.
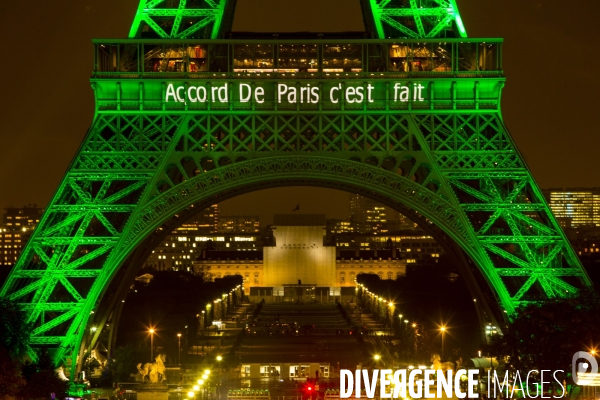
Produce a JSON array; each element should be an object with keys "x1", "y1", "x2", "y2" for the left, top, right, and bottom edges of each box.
[{"x1": 572, "y1": 351, "x2": 599, "y2": 385}]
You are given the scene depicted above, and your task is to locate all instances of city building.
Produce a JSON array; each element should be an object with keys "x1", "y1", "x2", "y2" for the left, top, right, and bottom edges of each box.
[
  {"x1": 143, "y1": 233, "x2": 262, "y2": 271},
  {"x1": 385, "y1": 211, "x2": 418, "y2": 232},
  {"x1": 544, "y1": 188, "x2": 600, "y2": 228},
  {"x1": 333, "y1": 233, "x2": 443, "y2": 265},
  {"x1": 0, "y1": 229, "x2": 27, "y2": 266},
  {"x1": 189, "y1": 204, "x2": 220, "y2": 234},
  {"x1": 218, "y1": 215, "x2": 260, "y2": 233},
  {"x1": 2, "y1": 205, "x2": 43, "y2": 229},
  {"x1": 194, "y1": 214, "x2": 407, "y2": 302},
  {"x1": 563, "y1": 227, "x2": 600, "y2": 265},
  {"x1": 349, "y1": 194, "x2": 388, "y2": 234},
  {"x1": 348, "y1": 194, "x2": 417, "y2": 234},
  {"x1": 143, "y1": 204, "x2": 223, "y2": 270},
  {"x1": 1, "y1": 205, "x2": 43, "y2": 266},
  {"x1": 326, "y1": 219, "x2": 354, "y2": 234}
]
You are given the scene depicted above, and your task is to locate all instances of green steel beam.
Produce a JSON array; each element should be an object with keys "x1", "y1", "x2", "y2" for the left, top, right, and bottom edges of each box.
[
  {"x1": 130, "y1": 0, "x2": 467, "y2": 40},
  {"x1": 0, "y1": 0, "x2": 590, "y2": 378},
  {"x1": 129, "y1": 0, "x2": 227, "y2": 39},
  {"x1": 369, "y1": 0, "x2": 467, "y2": 39}
]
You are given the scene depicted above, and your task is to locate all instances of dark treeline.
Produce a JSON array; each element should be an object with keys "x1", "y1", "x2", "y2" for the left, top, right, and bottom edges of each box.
[
  {"x1": 115, "y1": 270, "x2": 243, "y2": 364},
  {"x1": 356, "y1": 256, "x2": 482, "y2": 361}
]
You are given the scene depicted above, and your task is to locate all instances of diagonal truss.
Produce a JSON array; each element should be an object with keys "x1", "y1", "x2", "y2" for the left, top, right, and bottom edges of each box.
[
  {"x1": 130, "y1": 0, "x2": 467, "y2": 40},
  {"x1": 2, "y1": 110, "x2": 590, "y2": 373},
  {"x1": 129, "y1": 0, "x2": 227, "y2": 39},
  {"x1": 368, "y1": 0, "x2": 467, "y2": 39},
  {"x1": 0, "y1": 0, "x2": 591, "y2": 379}
]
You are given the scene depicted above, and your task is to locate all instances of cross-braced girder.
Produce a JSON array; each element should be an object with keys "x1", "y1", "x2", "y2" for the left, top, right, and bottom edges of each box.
[
  {"x1": 129, "y1": 0, "x2": 228, "y2": 39},
  {"x1": 366, "y1": 0, "x2": 467, "y2": 39},
  {"x1": 130, "y1": 0, "x2": 466, "y2": 40},
  {"x1": 1, "y1": 109, "x2": 589, "y2": 373},
  {"x1": 0, "y1": 0, "x2": 591, "y2": 378}
]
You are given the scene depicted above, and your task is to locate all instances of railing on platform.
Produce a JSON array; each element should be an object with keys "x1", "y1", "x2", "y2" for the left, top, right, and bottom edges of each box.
[{"x1": 92, "y1": 38, "x2": 503, "y2": 79}]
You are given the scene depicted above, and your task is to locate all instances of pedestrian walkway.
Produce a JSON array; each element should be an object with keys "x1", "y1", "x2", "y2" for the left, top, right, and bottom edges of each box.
[
  {"x1": 257, "y1": 304, "x2": 348, "y2": 331},
  {"x1": 235, "y1": 303, "x2": 365, "y2": 367}
]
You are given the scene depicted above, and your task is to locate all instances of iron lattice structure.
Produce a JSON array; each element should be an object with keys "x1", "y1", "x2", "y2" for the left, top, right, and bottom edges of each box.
[
  {"x1": 364, "y1": 0, "x2": 467, "y2": 39},
  {"x1": 129, "y1": 0, "x2": 236, "y2": 39},
  {"x1": 1, "y1": 0, "x2": 591, "y2": 375}
]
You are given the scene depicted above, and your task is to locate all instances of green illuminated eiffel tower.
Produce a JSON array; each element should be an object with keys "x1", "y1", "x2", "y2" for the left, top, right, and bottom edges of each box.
[{"x1": 1, "y1": 0, "x2": 591, "y2": 375}]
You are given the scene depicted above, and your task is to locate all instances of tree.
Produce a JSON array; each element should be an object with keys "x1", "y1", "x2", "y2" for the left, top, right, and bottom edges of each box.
[
  {"x1": 488, "y1": 290, "x2": 600, "y2": 388},
  {"x1": 108, "y1": 344, "x2": 145, "y2": 383},
  {"x1": 82, "y1": 351, "x2": 101, "y2": 379},
  {"x1": 19, "y1": 350, "x2": 68, "y2": 399},
  {"x1": 0, "y1": 297, "x2": 31, "y2": 398},
  {"x1": 0, "y1": 297, "x2": 31, "y2": 359},
  {"x1": 0, "y1": 346, "x2": 26, "y2": 399}
]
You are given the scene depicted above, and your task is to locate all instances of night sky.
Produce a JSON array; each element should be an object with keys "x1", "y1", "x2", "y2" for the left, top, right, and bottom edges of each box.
[{"x1": 1, "y1": 0, "x2": 599, "y2": 224}]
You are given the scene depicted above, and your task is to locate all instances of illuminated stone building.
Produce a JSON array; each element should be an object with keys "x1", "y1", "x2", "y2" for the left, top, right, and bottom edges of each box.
[{"x1": 194, "y1": 214, "x2": 406, "y2": 301}]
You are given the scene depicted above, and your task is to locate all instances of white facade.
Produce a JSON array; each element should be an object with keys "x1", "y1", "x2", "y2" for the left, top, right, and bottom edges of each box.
[{"x1": 263, "y1": 225, "x2": 336, "y2": 286}]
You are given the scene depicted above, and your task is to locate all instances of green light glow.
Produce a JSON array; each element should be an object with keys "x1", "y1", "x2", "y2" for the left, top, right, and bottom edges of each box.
[
  {"x1": 0, "y1": 0, "x2": 589, "y2": 377},
  {"x1": 129, "y1": 0, "x2": 227, "y2": 39},
  {"x1": 368, "y1": 0, "x2": 468, "y2": 39},
  {"x1": 450, "y1": 0, "x2": 467, "y2": 37}
]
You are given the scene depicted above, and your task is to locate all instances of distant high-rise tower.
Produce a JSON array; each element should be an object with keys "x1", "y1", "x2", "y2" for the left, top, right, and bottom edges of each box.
[
  {"x1": 385, "y1": 211, "x2": 418, "y2": 232},
  {"x1": 545, "y1": 188, "x2": 600, "y2": 228},
  {"x1": 218, "y1": 215, "x2": 260, "y2": 233},
  {"x1": 2, "y1": 205, "x2": 43, "y2": 229},
  {"x1": 1, "y1": 205, "x2": 43, "y2": 266},
  {"x1": 349, "y1": 194, "x2": 387, "y2": 234},
  {"x1": 182, "y1": 204, "x2": 220, "y2": 234}
]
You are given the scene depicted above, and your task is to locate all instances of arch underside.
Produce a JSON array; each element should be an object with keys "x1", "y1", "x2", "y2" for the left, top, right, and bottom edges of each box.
[{"x1": 0, "y1": 111, "x2": 590, "y2": 371}]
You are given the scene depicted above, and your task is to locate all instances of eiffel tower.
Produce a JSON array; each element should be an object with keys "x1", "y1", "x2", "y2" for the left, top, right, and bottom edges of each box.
[{"x1": 1, "y1": 0, "x2": 591, "y2": 375}]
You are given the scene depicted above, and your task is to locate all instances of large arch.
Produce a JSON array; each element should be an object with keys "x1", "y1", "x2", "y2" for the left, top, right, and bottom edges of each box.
[
  {"x1": 1, "y1": 0, "x2": 591, "y2": 377},
  {"x1": 93, "y1": 162, "x2": 502, "y2": 360}
]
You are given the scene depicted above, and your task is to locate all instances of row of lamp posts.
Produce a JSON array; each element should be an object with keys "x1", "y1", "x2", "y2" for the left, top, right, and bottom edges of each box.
[
  {"x1": 146, "y1": 285, "x2": 244, "y2": 363},
  {"x1": 356, "y1": 282, "x2": 448, "y2": 363}
]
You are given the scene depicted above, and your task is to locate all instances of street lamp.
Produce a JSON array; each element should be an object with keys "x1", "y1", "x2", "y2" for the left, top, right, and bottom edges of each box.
[
  {"x1": 187, "y1": 391, "x2": 195, "y2": 398},
  {"x1": 177, "y1": 333, "x2": 182, "y2": 365},
  {"x1": 216, "y1": 355, "x2": 222, "y2": 361},
  {"x1": 149, "y1": 328, "x2": 155, "y2": 361},
  {"x1": 374, "y1": 354, "x2": 381, "y2": 361},
  {"x1": 440, "y1": 326, "x2": 447, "y2": 360},
  {"x1": 411, "y1": 323, "x2": 419, "y2": 364}
]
